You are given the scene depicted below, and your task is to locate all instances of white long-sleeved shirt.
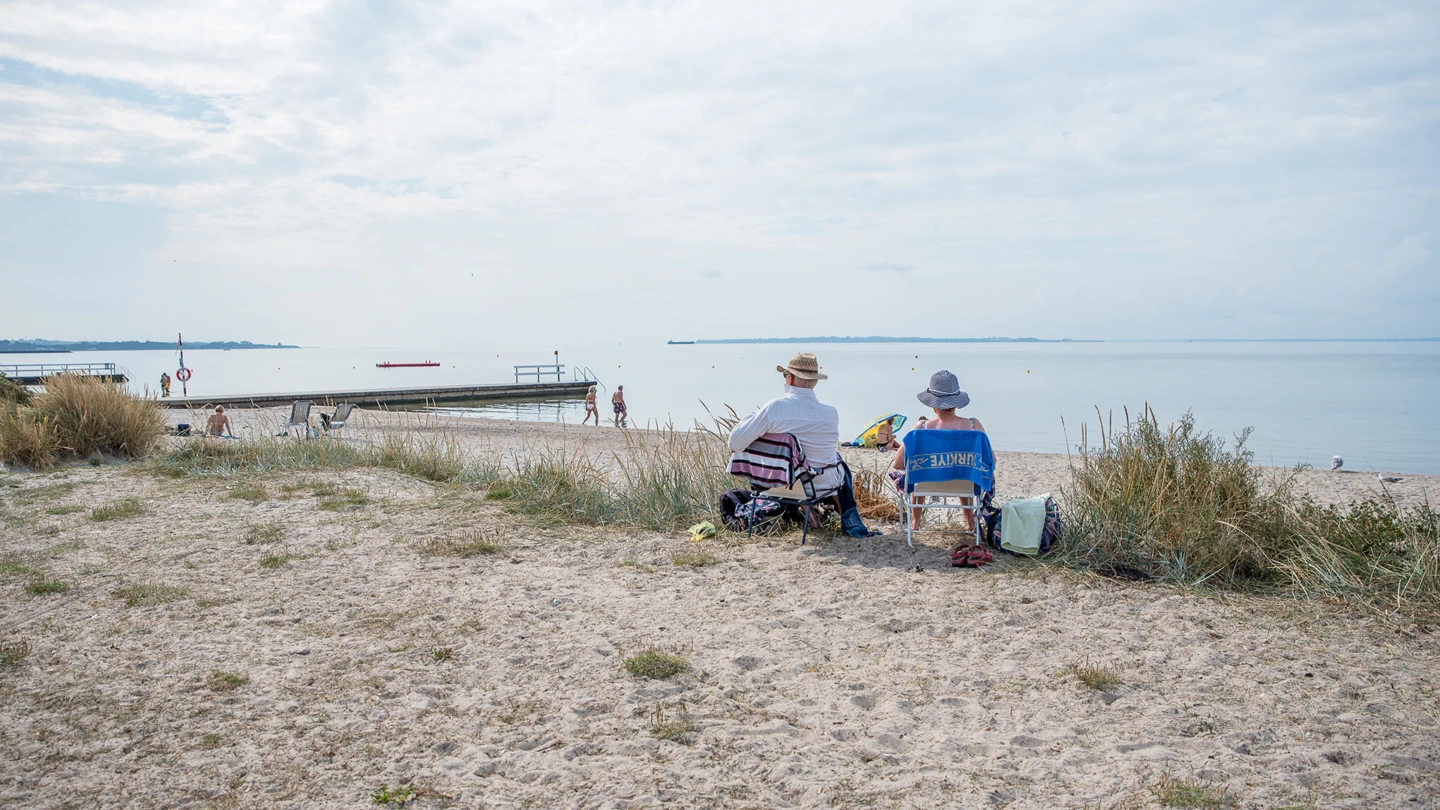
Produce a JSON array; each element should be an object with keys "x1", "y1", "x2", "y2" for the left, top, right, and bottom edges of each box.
[{"x1": 728, "y1": 384, "x2": 845, "y2": 490}]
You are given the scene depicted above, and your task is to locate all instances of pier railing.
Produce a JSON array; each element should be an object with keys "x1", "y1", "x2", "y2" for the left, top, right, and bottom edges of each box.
[
  {"x1": 514, "y1": 364, "x2": 565, "y2": 383},
  {"x1": 1, "y1": 362, "x2": 128, "y2": 384}
]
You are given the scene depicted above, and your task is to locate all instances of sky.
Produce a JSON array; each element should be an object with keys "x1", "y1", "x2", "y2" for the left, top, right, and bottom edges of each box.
[{"x1": 0, "y1": 0, "x2": 1436, "y2": 347}]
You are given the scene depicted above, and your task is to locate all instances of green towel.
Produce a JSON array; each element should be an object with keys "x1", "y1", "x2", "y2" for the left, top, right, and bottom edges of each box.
[{"x1": 1001, "y1": 496, "x2": 1048, "y2": 556}]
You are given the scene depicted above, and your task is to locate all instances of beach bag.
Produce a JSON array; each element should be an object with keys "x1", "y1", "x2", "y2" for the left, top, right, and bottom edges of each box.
[
  {"x1": 978, "y1": 490, "x2": 1001, "y2": 547},
  {"x1": 719, "y1": 488, "x2": 752, "y2": 531},
  {"x1": 1039, "y1": 496, "x2": 1062, "y2": 554},
  {"x1": 990, "y1": 494, "x2": 1060, "y2": 555},
  {"x1": 174, "y1": 423, "x2": 192, "y2": 437}
]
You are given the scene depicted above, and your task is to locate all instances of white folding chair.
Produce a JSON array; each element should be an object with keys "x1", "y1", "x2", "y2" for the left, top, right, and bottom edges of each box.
[
  {"x1": 902, "y1": 479, "x2": 984, "y2": 549},
  {"x1": 321, "y1": 402, "x2": 355, "y2": 435},
  {"x1": 282, "y1": 400, "x2": 313, "y2": 439}
]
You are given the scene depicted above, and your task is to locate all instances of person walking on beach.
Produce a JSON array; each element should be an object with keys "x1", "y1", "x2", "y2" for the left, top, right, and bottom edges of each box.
[
  {"x1": 612, "y1": 386, "x2": 628, "y2": 427},
  {"x1": 889, "y1": 370, "x2": 985, "y2": 531},
  {"x1": 205, "y1": 405, "x2": 234, "y2": 438},
  {"x1": 159, "y1": 372, "x2": 171, "y2": 397},
  {"x1": 728, "y1": 353, "x2": 881, "y2": 539},
  {"x1": 582, "y1": 386, "x2": 600, "y2": 426}
]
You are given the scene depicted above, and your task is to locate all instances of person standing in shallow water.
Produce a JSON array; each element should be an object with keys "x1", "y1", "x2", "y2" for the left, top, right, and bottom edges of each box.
[
  {"x1": 159, "y1": 372, "x2": 171, "y2": 397},
  {"x1": 581, "y1": 386, "x2": 600, "y2": 426},
  {"x1": 612, "y1": 385, "x2": 628, "y2": 427}
]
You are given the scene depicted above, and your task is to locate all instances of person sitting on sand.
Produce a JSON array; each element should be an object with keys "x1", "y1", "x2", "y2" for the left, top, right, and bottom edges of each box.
[
  {"x1": 612, "y1": 386, "x2": 628, "y2": 427},
  {"x1": 205, "y1": 405, "x2": 234, "y2": 438},
  {"x1": 582, "y1": 386, "x2": 600, "y2": 426},
  {"x1": 889, "y1": 370, "x2": 986, "y2": 530},
  {"x1": 728, "y1": 352, "x2": 881, "y2": 538}
]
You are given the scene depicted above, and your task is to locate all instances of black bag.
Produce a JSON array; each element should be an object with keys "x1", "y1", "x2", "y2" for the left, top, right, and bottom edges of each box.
[
  {"x1": 175, "y1": 423, "x2": 192, "y2": 437},
  {"x1": 977, "y1": 490, "x2": 1001, "y2": 547},
  {"x1": 719, "y1": 488, "x2": 753, "y2": 531}
]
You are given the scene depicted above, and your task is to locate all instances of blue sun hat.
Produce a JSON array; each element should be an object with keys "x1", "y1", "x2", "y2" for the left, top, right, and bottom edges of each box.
[{"x1": 916, "y1": 370, "x2": 970, "y2": 409}]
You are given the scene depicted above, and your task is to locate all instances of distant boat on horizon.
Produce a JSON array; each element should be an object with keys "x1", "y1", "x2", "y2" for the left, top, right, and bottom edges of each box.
[
  {"x1": 376, "y1": 361, "x2": 441, "y2": 368},
  {"x1": 667, "y1": 340, "x2": 695, "y2": 345}
]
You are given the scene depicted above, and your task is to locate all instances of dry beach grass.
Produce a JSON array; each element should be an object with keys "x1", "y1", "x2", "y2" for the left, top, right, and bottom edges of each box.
[{"x1": 0, "y1": 397, "x2": 1437, "y2": 807}]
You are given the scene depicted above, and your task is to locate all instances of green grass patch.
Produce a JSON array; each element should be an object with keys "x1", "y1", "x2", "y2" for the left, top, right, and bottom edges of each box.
[
  {"x1": 624, "y1": 647, "x2": 691, "y2": 680},
  {"x1": 1152, "y1": 775, "x2": 1234, "y2": 808},
  {"x1": 0, "y1": 638, "x2": 30, "y2": 668},
  {"x1": 206, "y1": 670, "x2": 249, "y2": 692},
  {"x1": 241, "y1": 522, "x2": 285, "y2": 545},
  {"x1": 24, "y1": 577, "x2": 70, "y2": 596},
  {"x1": 43, "y1": 504, "x2": 85, "y2": 516},
  {"x1": 258, "y1": 551, "x2": 298, "y2": 569},
  {"x1": 9, "y1": 482, "x2": 78, "y2": 505},
  {"x1": 317, "y1": 488, "x2": 371, "y2": 510},
  {"x1": 89, "y1": 498, "x2": 148, "y2": 522},
  {"x1": 416, "y1": 530, "x2": 506, "y2": 558},
  {"x1": 224, "y1": 482, "x2": 269, "y2": 503},
  {"x1": 0, "y1": 560, "x2": 44, "y2": 581},
  {"x1": 371, "y1": 783, "x2": 414, "y2": 807},
  {"x1": 647, "y1": 704, "x2": 697, "y2": 744},
  {"x1": 114, "y1": 582, "x2": 188, "y2": 607},
  {"x1": 1067, "y1": 660, "x2": 1122, "y2": 691}
]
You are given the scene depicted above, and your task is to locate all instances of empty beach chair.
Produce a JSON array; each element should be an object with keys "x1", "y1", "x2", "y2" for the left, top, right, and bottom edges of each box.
[
  {"x1": 321, "y1": 402, "x2": 355, "y2": 435},
  {"x1": 897, "y1": 429, "x2": 995, "y2": 549},
  {"x1": 281, "y1": 400, "x2": 313, "y2": 439}
]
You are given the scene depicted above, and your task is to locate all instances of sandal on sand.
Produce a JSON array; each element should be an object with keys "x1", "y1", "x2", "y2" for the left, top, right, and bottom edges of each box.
[
  {"x1": 950, "y1": 544, "x2": 974, "y2": 568},
  {"x1": 951, "y1": 544, "x2": 992, "y2": 568}
]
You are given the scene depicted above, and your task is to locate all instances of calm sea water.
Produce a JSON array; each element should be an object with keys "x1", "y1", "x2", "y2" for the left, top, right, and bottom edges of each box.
[{"x1": 5, "y1": 342, "x2": 1437, "y2": 474}]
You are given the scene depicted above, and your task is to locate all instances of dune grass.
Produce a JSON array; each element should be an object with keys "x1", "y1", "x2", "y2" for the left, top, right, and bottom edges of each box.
[
  {"x1": 417, "y1": 530, "x2": 506, "y2": 558},
  {"x1": 484, "y1": 423, "x2": 735, "y2": 531},
  {"x1": 1060, "y1": 407, "x2": 1439, "y2": 617},
  {"x1": 147, "y1": 428, "x2": 474, "y2": 485},
  {"x1": 624, "y1": 647, "x2": 691, "y2": 679},
  {"x1": 0, "y1": 375, "x2": 166, "y2": 470}
]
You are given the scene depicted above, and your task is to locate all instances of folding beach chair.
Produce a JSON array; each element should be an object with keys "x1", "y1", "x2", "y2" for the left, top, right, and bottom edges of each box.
[
  {"x1": 897, "y1": 429, "x2": 995, "y2": 549},
  {"x1": 321, "y1": 402, "x2": 355, "y2": 435},
  {"x1": 281, "y1": 400, "x2": 313, "y2": 439},
  {"x1": 729, "y1": 433, "x2": 840, "y2": 544},
  {"x1": 747, "y1": 469, "x2": 842, "y2": 545}
]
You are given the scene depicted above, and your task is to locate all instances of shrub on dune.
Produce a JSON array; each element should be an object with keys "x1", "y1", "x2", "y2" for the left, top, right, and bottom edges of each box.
[{"x1": 0, "y1": 375, "x2": 166, "y2": 470}]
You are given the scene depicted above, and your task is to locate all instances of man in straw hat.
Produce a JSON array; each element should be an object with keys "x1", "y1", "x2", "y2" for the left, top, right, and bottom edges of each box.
[{"x1": 728, "y1": 352, "x2": 882, "y2": 538}]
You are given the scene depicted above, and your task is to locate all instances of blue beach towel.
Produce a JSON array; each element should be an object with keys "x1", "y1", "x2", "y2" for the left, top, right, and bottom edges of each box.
[{"x1": 901, "y1": 429, "x2": 995, "y2": 495}]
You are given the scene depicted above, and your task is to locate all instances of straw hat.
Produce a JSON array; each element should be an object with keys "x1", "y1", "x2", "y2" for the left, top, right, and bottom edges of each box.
[
  {"x1": 916, "y1": 370, "x2": 970, "y2": 409},
  {"x1": 776, "y1": 352, "x2": 828, "y2": 380}
]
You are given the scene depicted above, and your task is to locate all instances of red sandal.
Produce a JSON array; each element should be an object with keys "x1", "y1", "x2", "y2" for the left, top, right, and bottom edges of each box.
[{"x1": 950, "y1": 544, "x2": 974, "y2": 568}]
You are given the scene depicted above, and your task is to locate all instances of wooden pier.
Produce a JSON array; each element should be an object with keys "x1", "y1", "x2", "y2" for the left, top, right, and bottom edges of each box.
[
  {"x1": 0, "y1": 362, "x2": 128, "y2": 386},
  {"x1": 160, "y1": 381, "x2": 595, "y2": 409}
]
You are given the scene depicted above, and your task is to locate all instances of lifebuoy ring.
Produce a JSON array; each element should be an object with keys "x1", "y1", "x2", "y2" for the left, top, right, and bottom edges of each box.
[{"x1": 176, "y1": 368, "x2": 193, "y2": 382}]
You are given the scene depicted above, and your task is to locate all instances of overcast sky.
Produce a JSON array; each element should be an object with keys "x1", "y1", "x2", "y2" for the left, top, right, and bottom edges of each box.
[{"x1": 1, "y1": 0, "x2": 1436, "y2": 346}]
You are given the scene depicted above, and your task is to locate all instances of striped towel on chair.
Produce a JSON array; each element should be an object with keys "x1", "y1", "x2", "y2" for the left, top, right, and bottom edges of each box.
[{"x1": 728, "y1": 433, "x2": 808, "y2": 490}]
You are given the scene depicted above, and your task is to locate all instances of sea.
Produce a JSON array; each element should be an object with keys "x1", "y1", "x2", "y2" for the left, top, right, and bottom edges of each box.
[{"x1": 4, "y1": 342, "x2": 1438, "y2": 475}]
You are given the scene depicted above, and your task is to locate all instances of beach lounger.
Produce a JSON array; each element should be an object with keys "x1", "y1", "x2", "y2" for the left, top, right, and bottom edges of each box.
[
  {"x1": 897, "y1": 429, "x2": 995, "y2": 549},
  {"x1": 321, "y1": 402, "x2": 355, "y2": 435},
  {"x1": 282, "y1": 400, "x2": 314, "y2": 439}
]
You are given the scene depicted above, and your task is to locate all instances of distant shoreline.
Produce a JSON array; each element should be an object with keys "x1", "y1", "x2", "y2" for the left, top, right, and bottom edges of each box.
[{"x1": 0, "y1": 340, "x2": 299, "y2": 352}]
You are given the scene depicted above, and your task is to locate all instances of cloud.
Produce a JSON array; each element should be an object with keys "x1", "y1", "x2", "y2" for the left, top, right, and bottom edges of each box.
[
  {"x1": 864, "y1": 262, "x2": 916, "y2": 274},
  {"x1": 1381, "y1": 233, "x2": 1431, "y2": 273},
  {"x1": 0, "y1": 1, "x2": 1437, "y2": 343}
]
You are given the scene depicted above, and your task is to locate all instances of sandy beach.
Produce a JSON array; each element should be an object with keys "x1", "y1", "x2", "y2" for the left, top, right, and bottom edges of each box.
[{"x1": 1, "y1": 411, "x2": 1437, "y2": 808}]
